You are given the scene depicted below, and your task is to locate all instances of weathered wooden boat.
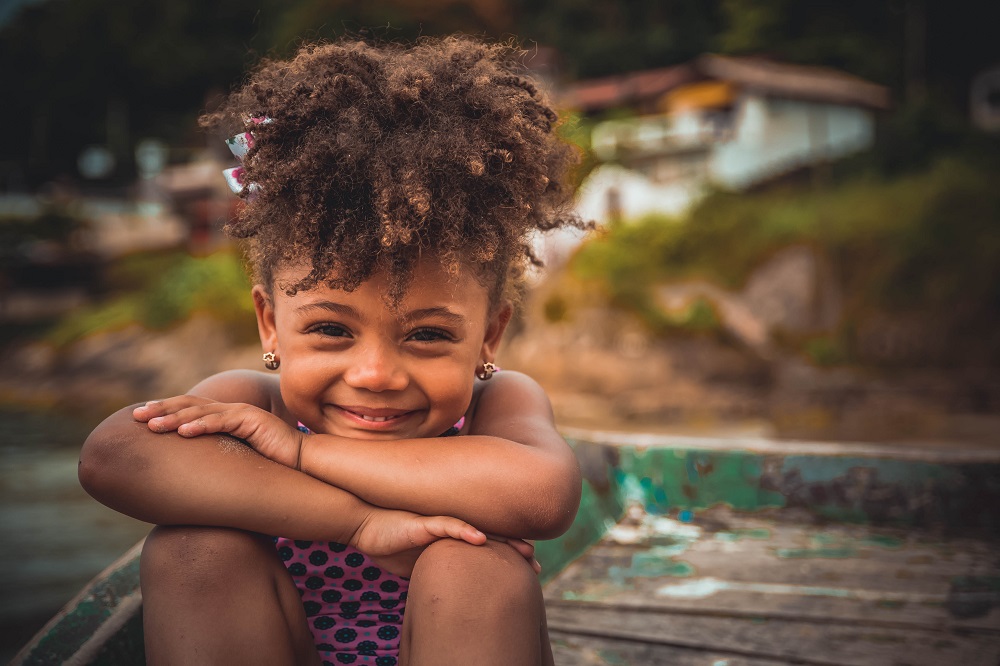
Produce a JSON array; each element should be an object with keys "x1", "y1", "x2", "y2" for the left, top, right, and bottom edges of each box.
[{"x1": 12, "y1": 430, "x2": 1000, "y2": 665}]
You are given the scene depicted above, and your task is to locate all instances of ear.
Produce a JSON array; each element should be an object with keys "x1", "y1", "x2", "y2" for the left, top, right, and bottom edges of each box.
[
  {"x1": 480, "y1": 301, "x2": 513, "y2": 362},
  {"x1": 252, "y1": 285, "x2": 278, "y2": 354}
]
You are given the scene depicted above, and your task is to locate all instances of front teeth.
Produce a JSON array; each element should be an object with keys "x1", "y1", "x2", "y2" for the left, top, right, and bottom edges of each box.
[{"x1": 359, "y1": 414, "x2": 394, "y2": 422}]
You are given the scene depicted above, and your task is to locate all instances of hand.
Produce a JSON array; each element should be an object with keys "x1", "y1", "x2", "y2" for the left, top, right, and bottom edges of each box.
[
  {"x1": 133, "y1": 396, "x2": 305, "y2": 469},
  {"x1": 351, "y1": 508, "x2": 488, "y2": 578},
  {"x1": 485, "y1": 534, "x2": 541, "y2": 575}
]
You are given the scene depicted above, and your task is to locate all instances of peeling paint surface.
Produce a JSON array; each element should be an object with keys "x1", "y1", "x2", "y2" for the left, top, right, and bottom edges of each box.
[
  {"x1": 14, "y1": 434, "x2": 1000, "y2": 665},
  {"x1": 547, "y1": 436, "x2": 1000, "y2": 665},
  {"x1": 547, "y1": 503, "x2": 1000, "y2": 665},
  {"x1": 12, "y1": 542, "x2": 145, "y2": 666},
  {"x1": 609, "y1": 444, "x2": 1000, "y2": 536},
  {"x1": 655, "y1": 577, "x2": 952, "y2": 603}
]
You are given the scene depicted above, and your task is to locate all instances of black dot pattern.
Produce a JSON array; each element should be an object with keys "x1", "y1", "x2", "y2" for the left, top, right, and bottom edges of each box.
[{"x1": 275, "y1": 536, "x2": 407, "y2": 663}]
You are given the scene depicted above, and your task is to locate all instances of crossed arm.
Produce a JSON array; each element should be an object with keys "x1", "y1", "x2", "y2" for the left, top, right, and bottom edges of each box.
[
  {"x1": 294, "y1": 371, "x2": 581, "y2": 540},
  {"x1": 79, "y1": 370, "x2": 581, "y2": 546}
]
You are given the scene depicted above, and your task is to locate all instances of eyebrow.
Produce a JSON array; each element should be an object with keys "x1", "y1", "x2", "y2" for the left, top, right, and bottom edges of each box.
[
  {"x1": 401, "y1": 307, "x2": 468, "y2": 327},
  {"x1": 294, "y1": 302, "x2": 467, "y2": 327},
  {"x1": 294, "y1": 301, "x2": 363, "y2": 320}
]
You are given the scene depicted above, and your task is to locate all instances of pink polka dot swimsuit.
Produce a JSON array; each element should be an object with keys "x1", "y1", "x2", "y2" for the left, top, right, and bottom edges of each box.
[
  {"x1": 277, "y1": 419, "x2": 464, "y2": 664},
  {"x1": 273, "y1": 537, "x2": 407, "y2": 665}
]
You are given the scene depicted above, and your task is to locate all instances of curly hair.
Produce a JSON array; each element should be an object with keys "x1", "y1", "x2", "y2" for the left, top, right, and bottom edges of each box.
[{"x1": 201, "y1": 35, "x2": 584, "y2": 305}]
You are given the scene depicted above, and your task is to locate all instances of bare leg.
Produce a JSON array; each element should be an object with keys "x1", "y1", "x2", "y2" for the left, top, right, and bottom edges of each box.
[
  {"x1": 399, "y1": 539, "x2": 551, "y2": 666},
  {"x1": 140, "y1": 525, "x2": 320, "y2": 666},
  {"x1": 540, "y1": 595, "x2": 555, "y2": 666}
]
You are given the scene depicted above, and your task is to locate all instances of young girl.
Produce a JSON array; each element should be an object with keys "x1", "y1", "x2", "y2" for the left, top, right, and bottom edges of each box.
[{"x1": 79, "y1": 36, "x2": 585, "y2": 665}]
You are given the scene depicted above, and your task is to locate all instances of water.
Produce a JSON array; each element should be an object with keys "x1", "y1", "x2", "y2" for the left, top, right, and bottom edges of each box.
[{"x1": 0, "y1": 407, "x2": 151, "y2": 661}]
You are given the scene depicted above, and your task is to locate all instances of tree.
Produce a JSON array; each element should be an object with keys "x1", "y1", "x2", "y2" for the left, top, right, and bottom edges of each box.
[{"x1": 0, "y1": 0, "x2": 283, "y2": 188}]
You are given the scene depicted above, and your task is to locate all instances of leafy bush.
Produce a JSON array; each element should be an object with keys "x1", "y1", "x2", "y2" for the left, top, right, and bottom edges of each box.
[
  {"x1": 138, "y1": 251, "x2": 254, "y2": 330},
  {"x1": 571, "y1": 156, "x2": 1000, "y2": 361},
  {"x1": 47, "y1": 250, "x2": 255, "y2": 347}
]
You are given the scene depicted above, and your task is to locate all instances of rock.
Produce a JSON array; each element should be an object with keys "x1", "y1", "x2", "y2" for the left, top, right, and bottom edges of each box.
[
  {"x1": 655, "y1": 281, "x2": 772, "y2": 354},
  {"x1": 742, "y1": 245, "x2": 841, "y2": 334}
]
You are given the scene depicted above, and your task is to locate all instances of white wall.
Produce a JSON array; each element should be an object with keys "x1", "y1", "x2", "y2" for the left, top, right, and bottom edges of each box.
[
  {"x1": 575, "y1": 163, "x2": 702, "y2": 225},
  {"x1": 711, "y1": 94, "x2": 874, "y2": 189},
  {"x1": 574, "y1": 94, "x2": 877, "y2": 229}
]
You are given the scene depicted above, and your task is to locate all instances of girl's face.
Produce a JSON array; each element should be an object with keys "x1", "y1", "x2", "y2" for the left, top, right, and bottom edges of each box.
[{"x1": 253, "y1": 258, "x2": 510, "y2": 440}]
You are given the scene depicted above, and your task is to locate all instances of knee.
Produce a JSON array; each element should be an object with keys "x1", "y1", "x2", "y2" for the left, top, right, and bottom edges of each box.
[
  {"x1": 410, "y1": 539, "x2": 540, "y2": 616},
  {"x1": 140, "y1": 525, "x2": 272, "y2": 595}
]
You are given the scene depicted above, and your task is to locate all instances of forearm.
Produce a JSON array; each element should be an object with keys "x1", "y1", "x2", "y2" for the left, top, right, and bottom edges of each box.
[
  {"x1": 79, "y1": 405, "x2": 373, "y2": 544},
  {"x1": 299, "y1": 434, "x2": 580, "y2": 540}
]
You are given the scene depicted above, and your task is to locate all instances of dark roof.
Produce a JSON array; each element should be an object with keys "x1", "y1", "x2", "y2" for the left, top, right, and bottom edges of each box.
[
  {"x1": 561, "y1": 55, "x2": 889, "y2": 112},
  {"x1": 697, "y1": 55, "x2": 890, "y2": 109},
  {"x1": 561, "y1": 65, "x2": 697, "y2": 112}
]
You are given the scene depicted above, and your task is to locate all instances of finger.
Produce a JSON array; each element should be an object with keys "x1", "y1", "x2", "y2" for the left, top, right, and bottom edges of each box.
[
  {"x1": 172, "y1": 407, "x2": 274, "y2": 447},
  {"x1": 146, "y1": 404, "x2": 235, "y2": 433},
  {"x1": 175, "y1": 415, "x2": 223, "y2": 437},
  {"x1": 422, "y1": 517, "x2": 486, "y2": 545},
  {"x1": 133, "y1": 396, "x2": 213, "y2": 421},
  {"x1": 484, "y1": 534, "x2": 535, "y2": 560},
  {"x1": 170, "y1": 408, "x2": 251, "y2": 437},
  {"x1": 134, "y1": 397, "x2": 199, "y2": 419},
  {"x1": 133, "y1": 401, "x2": 166, "y2": 421},
  {"x1": 482, "y1": 535, "x2": 540, "y2": 573}
]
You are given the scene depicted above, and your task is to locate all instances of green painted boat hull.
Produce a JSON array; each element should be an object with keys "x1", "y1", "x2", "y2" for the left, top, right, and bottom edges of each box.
[{"x1": 13, "y1": 433, "x2": 999, "y2": 665}]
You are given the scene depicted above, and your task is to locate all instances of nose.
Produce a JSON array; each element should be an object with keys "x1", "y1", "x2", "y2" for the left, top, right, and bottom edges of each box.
[{"x1": 343, "y1": 341, "x2": 409, "y2": 393}]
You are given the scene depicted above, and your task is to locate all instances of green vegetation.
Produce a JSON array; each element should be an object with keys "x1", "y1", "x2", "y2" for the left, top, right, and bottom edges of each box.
[
  {"x1": 801, "y1": 335, "x2": 850, "y2": 367},
  {"x1": 571, "y1": 155, "x2": 1000, "y2": 362},
  {"x1": 556, "y1": 111, "x2": 601, "y2": 188},
  {"x1": 46, "y1": 250, "x2": 255, "y2": 347},
  {"x1": 542, "y1": 293, "x2": 569, "y2": 323}
]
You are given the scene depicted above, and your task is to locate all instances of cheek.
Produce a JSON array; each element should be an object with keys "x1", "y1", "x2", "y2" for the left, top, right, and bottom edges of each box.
[
  {"x1": 279, "y1": 360, "x2": 329, "y2": 401},
  {"x1": 424, "y1": 365, "x2": 475, "y2": 410}
]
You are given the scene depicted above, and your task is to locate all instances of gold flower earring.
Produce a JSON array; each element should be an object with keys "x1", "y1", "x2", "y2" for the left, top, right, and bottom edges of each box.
[
  {"x1": 476, "y1": 361, "x2": 496, "y2": 380},
  {"x1": 262, "y1": 351, "x2": 280, "y2": 370}
]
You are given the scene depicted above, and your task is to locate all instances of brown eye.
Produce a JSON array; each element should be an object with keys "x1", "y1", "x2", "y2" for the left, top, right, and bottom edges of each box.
[
  {"x1": 408, "y1": 328, "x2": 450, "y2": 342},
  {"x1": 314, "y1": 324, "x2": 351, "y2": 338}
]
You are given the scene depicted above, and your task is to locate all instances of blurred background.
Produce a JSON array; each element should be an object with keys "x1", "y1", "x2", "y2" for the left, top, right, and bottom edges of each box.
[{"x1": 1, "y1": 0, "x2": 999, "y2": 659}]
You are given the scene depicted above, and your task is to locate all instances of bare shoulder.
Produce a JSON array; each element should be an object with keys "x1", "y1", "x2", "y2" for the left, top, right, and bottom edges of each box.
[
  {"x1": 188, "y1": 369, "x2": 283, "y2": 413},
  {"x1": 476, "y1": 370, "x2": 550, "y2": 403},
  {"x1": 469, "y1": 370, "x2": 556, "y2": 435}
]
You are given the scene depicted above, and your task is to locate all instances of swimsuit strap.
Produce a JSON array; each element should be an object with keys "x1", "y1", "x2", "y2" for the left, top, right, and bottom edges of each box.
[{"x1": 440, "y1": 416, "x2": 465, "y2": 437}]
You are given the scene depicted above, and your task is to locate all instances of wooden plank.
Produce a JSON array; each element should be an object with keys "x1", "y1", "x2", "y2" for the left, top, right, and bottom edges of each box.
[
  {"x1": 546, "y1": 605, "x2": 1000, "y2": 666},
  {"x1": 551, "y1": 631, "x2": 794, "y2": 666},
  {"x1": 543, "y1": 505, "x2": 1000, "y2": 664},
  {"x1": 544, "y1": 508, "x2": 1000, "y2": 633},
  {"x1": 545, "y1": 597, "x2": 999, "y2": 637}
]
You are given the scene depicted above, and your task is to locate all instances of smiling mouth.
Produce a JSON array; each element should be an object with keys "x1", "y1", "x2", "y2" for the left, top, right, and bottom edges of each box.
[
  {"x1": 355, "y1": 413, "x2": 400, "y2": 423},
  {"x1": 338, "y1": 406, "x2": 415, "y2": 424}
]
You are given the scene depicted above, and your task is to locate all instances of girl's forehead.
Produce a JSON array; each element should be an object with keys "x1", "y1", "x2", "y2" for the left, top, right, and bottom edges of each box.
[{"x1": 272, "y1": 258, "x2": 491, "y2": 315}]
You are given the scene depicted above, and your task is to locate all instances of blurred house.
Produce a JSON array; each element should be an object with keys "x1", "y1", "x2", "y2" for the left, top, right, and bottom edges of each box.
[
  {"x1": 154, "y1": 157, "x2": 237, "y2": 251},
  {"x1": 567, "y1": 55, "x2": 890, "y2": 224}
]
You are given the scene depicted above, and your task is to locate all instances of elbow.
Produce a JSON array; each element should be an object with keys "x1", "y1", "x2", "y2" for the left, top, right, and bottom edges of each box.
[
  {"x1": 78, "y1": 429, "x2": 110, "y2": 500},
  {"x1": 542, "y1": 482, "x2": 583, "y2": 540},
  {"x1": 78, "y1": 405, "x2": 143, "y2": 505},
  {"x1": 530, "y1": 504, "x2": 579, "y2": 542},
  {"x1": 79, "y1": 426, "x2": 116, "y2": 502},
  {"x1": 523, "y1": 460, "x2": 583, "y2": 541}
]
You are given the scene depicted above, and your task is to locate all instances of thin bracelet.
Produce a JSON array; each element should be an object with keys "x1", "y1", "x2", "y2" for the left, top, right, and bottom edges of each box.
[{"x1": 295, "y1": 436, "x2": 306, "y2": 471}]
